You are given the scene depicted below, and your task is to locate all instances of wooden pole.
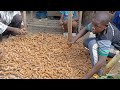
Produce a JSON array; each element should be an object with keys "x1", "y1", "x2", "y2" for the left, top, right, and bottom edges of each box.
[
  {"x1": 106, "y1": 54, "x2": 120, "y2": 70},
  {"x1": 103, "y1": 54, "x2": 120, "y2": 75},
  {"x1": 23, "y1": 11, "x2": 27, "y2": 29},
  {"x1": 78, "y1": 11, "x2": 83, "y2": 32},
  {"x1": 68, "y1": 11, "x2": 72, "y2": 42}
]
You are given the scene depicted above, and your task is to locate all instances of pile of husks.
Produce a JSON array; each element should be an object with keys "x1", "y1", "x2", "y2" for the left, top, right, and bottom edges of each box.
[{"x1": 0, "y1": 33, "x2": 91, "y2": 79}]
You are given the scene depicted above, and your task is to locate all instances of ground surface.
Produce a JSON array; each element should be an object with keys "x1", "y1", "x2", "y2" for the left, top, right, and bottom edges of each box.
[{"x1": 0, "y1": 33, "x2": 91, "y2": 79}]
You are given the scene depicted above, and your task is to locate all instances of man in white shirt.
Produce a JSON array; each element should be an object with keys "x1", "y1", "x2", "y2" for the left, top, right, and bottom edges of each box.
[{"x1": 0, "y1": 11, "x2": 27, "y2": 40}]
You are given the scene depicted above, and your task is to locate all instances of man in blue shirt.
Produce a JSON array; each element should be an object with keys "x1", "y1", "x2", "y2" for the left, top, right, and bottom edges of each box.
[
  {"x1": 59, "y1": 11, "x2": 79, "y2": 37},
  {"x1": 68, "y1": 11, "x2": 120, "y2": 79}
]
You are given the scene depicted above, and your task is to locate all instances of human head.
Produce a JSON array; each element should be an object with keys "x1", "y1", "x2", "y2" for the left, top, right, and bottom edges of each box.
[{"x1": 91, "y1": 11, "x2": 111, "y2": 34}]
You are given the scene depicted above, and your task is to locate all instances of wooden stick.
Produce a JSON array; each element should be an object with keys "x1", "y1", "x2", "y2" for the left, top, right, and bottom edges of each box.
[
  {"x1": 106, "y1": 54, "x2": 120, "y2": 70},
  {"x1": 68, "y1": 11, "x2": 72, "y2": 42},
  {"x1": 78, "y1": 11, "x2": 83, "y2": 32},
  {"x1": 103, "y1": 54, "x2": 120, "y2": 75},
  {"x1": 23, "y1": 11, "x2": 27, "y2": 29}
]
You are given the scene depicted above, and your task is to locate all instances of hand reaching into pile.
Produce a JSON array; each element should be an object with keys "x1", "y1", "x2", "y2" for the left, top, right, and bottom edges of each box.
[
  {"x1": 67, "y1": 38, "x2": 76, "y2": 47},
  {"x1": 13, "y1": 28, "x2": 27, "y2": 35},
  {"x1": 20, "y1": 28, "x2": 28, "y2": 35}
]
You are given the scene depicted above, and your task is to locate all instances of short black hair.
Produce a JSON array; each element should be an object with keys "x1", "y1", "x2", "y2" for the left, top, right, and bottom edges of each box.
[{"x1": 93, "y1": 11, "x2": 111, "y2": 25}]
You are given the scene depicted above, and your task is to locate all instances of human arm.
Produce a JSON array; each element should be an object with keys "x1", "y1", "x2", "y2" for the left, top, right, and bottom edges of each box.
[
  {"x1": 82, "y1": 40, "x2": 112, "y2": 79},
  {"x1": 59, "y1": 11, "x2": 64, "y2": 25},
  {"x1": 67, "y1": 23, "x2": 92, "y2": 46},
  {"x1": 67, "y1": 26, "x2": 88, "y2": 47},
  {"x1": 0, "y1": 22, "x2": 26, "y2": 35},
  {"x1": 0, "y1": 21, "x2": 23, "y2": 35},
  {"x1": 72, "y1": 27, "x2": 88, "y2": 43},
  {"x1": 6, "y1": 26, "x2": 27, "y2": 35},
  {"x1": 73, "y1": 11, "x2": 79, "y2": 21},
  {"x1": 82, "y1": 56, "x2": 107, "y2": 79}
]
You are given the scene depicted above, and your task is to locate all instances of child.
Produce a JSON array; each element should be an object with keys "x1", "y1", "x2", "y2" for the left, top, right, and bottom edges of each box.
[
  {"x1": 68, "y1": 11, "x2": 120, "y2": 79},
  {"x1": 59, "y1": 11, "x2": 79, "y2": 37}
]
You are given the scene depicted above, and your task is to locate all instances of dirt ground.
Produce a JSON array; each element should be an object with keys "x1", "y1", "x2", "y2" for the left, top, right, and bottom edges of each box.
[{"x1": 0, "y1": 33, "x2": 92, "y2": 79}]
